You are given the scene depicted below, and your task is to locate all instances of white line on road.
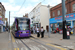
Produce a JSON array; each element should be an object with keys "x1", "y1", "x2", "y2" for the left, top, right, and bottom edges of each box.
[
  {"x1": 29, "y1": 45, "x2": 35, "y2": 50},
  {"x1": 16, "y1": 41, "x2": 18, "y2": 43},
  {"x1": 13, "y1": 42, "x2": 18, "y2": 48},
  {"x1": 38, "y1": 45, "x2": 48, "y2": 50},
  {"x1": 33, "y1": 46, "x2": 40, "y2": 50},
  {"x1": 21, "y1": 47, "x2": 24, "y2": 50}
]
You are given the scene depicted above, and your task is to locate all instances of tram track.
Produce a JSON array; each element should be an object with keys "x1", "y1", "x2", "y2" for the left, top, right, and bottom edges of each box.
[
  {"x1": 12, "y1": 34, "x2": 67, "y2": 50},
  {"x1": 19, "y1": 37, "x2": 55, "y2": 50},
  {"x1": 29, "y1": 37, "x2": 55, "y2": 50},
  {"x1": 19, "y1": 39, "x2": 31, "y2": 50}
]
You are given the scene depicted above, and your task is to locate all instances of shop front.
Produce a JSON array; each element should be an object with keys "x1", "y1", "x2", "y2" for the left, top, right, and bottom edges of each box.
[
  {"x1": 50, "y1": 13, "x2": 75, "y2": 34},
  {"x1": 0, "y1": 20, "x2": 4, "y2": 33}
]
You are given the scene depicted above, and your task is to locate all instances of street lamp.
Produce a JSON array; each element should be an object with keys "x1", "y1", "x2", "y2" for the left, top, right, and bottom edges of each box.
[
  {"x1": 47, "y1": 5, "x2": 50, "y2": 37},
  {"x1": 62, "y1": 0, "x2": 67, "y2": 39}
]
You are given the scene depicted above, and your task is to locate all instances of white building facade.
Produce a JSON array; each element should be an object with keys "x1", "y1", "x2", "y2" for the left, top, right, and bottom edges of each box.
[{"x1": 28, "y1": 3, "x2": 51, "y2": 31}]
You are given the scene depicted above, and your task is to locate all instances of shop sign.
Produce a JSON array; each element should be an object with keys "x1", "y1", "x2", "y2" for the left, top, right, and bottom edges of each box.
[
  {"x1": 55, "y1": 13, "x2": 75, "y2": 20},
  {"x1": 55, "y1": 17, "x2": 62, "y2": 20},
  {"x1": 0, "y1": 16, "x2": 2, "y2": 19}
]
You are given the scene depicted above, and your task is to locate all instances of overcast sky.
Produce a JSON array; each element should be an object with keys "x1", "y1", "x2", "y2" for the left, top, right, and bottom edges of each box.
[{"x1": 0, "y1": 0, "x2": 61, "y2": 26}]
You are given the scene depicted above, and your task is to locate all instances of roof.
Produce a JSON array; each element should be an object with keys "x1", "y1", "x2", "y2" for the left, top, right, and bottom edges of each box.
[{"x1": 14, "y1": 17, "x2": 30, "y2": 19}]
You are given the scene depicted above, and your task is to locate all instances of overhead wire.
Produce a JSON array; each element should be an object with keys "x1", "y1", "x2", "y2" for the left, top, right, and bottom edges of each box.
[{"x1": 18, "y1": 0, "x2": 26, "y2": 12}]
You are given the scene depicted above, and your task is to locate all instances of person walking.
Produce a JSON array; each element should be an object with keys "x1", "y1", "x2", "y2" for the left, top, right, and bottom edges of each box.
[
  {"x1": 41, "y1": 27, "x2": 44, "y2": 38},
  {"x1": 36, "y1": 27, "x2": 40, "y2": 37}
]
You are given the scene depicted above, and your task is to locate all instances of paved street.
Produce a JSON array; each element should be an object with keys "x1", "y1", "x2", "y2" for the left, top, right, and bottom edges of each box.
[
  {"x1": 0, "y1": 32, "x2": 9, "y2": 50},
  {"x1": 0, "y1": 32, "x2": 75, "y2": 50},
  {"x1": 11, "y1": 33, "x2": 63, "y2": 50},
  {"x1": 31, "y1": 32, "x2": 75, "y2": 50}
]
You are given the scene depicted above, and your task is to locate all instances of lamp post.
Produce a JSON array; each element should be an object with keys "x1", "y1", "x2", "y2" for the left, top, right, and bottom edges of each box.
[
  {"x1": 62, "y1": 0, "x2": 67, "y2": 39},
  {"x1": 47, "y1": 5, "x2": 50, "y2": 37},
  {"x1": 9, "y1": 11, "x2": 10, "y2": 33}
]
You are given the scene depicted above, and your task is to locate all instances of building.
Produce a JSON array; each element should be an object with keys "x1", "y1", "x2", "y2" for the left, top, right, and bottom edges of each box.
[
  {"x1": 50, "y1": 0, "x2": 75, "y2": 34},
  {"x1": 28, "y1": 2, "x2": 52, "y2": 32},
  {"x1": 0, "y1": 2, "x2": 6, "y2": 32},
  {"x1": 5, "y1": 18, "x2": 8, "y2": 30}
]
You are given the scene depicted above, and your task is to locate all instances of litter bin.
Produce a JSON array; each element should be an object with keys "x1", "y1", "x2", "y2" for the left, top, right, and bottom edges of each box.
[{"x1": 67, "y1": 31, "x2": 70, "y2": 39}]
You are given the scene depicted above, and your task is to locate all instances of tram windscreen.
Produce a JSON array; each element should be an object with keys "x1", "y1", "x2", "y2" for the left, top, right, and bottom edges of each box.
[{"x1": 18, "y1": 18, "x2": 30, "y2": 30}]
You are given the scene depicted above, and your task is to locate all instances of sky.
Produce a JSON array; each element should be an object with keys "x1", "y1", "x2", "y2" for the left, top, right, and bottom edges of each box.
[{"x1": 0, "y1": 0, "x2": 61, "y2": 26}]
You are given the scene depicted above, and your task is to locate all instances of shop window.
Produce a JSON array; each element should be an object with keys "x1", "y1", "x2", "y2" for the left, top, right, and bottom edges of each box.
[
  {"x1": 66, "y1": 21, "x2": 71, "y2": 26},
  {"x1": 72, "y1": 4, "x2": 75, "y2": 12},
  {"x1": 65, "y1": 7, "x2": 67, "y2": 13},
  {"x1": 73, "y1": 21, "x2": 75, "y2": 25},
  {"x1": 59, "y1": 23, "x2": 63, "y2": 29}
]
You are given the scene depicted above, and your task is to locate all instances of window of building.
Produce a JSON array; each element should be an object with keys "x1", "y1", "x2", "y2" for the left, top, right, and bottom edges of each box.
[
  {"x1": 53, "y1": 12, "x2": 55, "y2": 17},
  {"x1": 58, "y1": 10, "x2": 60, "y2": 16},
  {"x1": 73, "y1": 4, "x2": 75, "y2": 12},
  {"x1": 65, "y1": 7, "x2": 67, "y2": 13}
]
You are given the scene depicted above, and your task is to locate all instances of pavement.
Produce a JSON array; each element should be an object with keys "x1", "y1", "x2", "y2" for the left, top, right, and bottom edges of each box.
[
  {"x1": 31, "y1": 32, "x2": 75, "y2": 50},
  {"x1": 0, "y1": 32, "x2": 9, "y2": 50},
  {"x1": 0, "y1": 32, "x2": 75, "y2": 50}
]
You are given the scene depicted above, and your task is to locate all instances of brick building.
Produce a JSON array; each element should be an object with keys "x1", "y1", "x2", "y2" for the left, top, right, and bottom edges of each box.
[
  {"x1": 49, "y1": 0, "x2": 75, "y2": 34},
  {"x1": 50, "y1": 0, "x2": 75, "y2": 18}
]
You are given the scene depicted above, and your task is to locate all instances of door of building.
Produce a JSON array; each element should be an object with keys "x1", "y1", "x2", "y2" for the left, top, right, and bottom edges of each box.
[{"x1": 46, "y1": 25, "x2": 49, "y2": 32}]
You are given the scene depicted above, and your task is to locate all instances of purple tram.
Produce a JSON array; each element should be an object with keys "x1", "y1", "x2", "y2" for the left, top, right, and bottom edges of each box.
[{"x1": 12, "y1": 17, "x2": 31, "y2": 37}]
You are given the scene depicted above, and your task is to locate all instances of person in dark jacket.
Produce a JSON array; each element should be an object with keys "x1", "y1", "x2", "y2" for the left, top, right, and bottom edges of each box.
[
  {"x1": 41, "y1": 27, "x2": 44, "y2": 38},
  {"x1": 36, "y1": 27, "x2": 40, "y2": 37}
]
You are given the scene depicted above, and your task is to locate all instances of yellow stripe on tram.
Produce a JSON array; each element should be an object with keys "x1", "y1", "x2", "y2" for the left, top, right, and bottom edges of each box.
[{"x1": 47, "y1": 43, "x2": 67, "y2": 50}]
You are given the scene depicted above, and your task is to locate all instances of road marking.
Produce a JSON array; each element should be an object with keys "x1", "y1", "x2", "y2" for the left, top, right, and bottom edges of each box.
[
  {"x1": 11, "y1": 33, "x2": 15, "y2": 42},
  {"x1": 29, "y1": 45, "x2": 35, "y2": 50},
  {"x1": 33, "y1": 46, "x2": 40, "y2": 50},
  {"x1": 21, "y1": 47, "x2": 23, "y2": 50},
  {"x1": 14, "y1": 48, "x2": 19, "y2": 50},
  {"x1": 16, "y1": 41, "x2": 18, "y2": 43},
  {"x1": 38, "y1": 45, "x2": 47, "y2": 50},
  {"x1": 13, "y1": 43, "x2": 17, "y2": 47},
  {"x1": 14, "y1": 48, "x2": 16, "y2": 50},
  {"x1": 47, "y1": 43, "x2": 67, "y2": 50},
  {"x1": 17, "y1": 48, "x2": 19, "y2": 50}
]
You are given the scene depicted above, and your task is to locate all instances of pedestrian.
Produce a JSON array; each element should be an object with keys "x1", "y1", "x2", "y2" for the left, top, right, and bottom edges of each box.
[
  {"x1": 36, "y1": 27, "x2": 40, "y2": 37},
  {"x1": 41, "y1": 27, "x2": 44, "y2": 38},
  {"x1": 68, "y1": 27, "x2": 71, "y2": 34},
  {"x1": 31, "y1": 28, "x2": 33, "y2": 34}
]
